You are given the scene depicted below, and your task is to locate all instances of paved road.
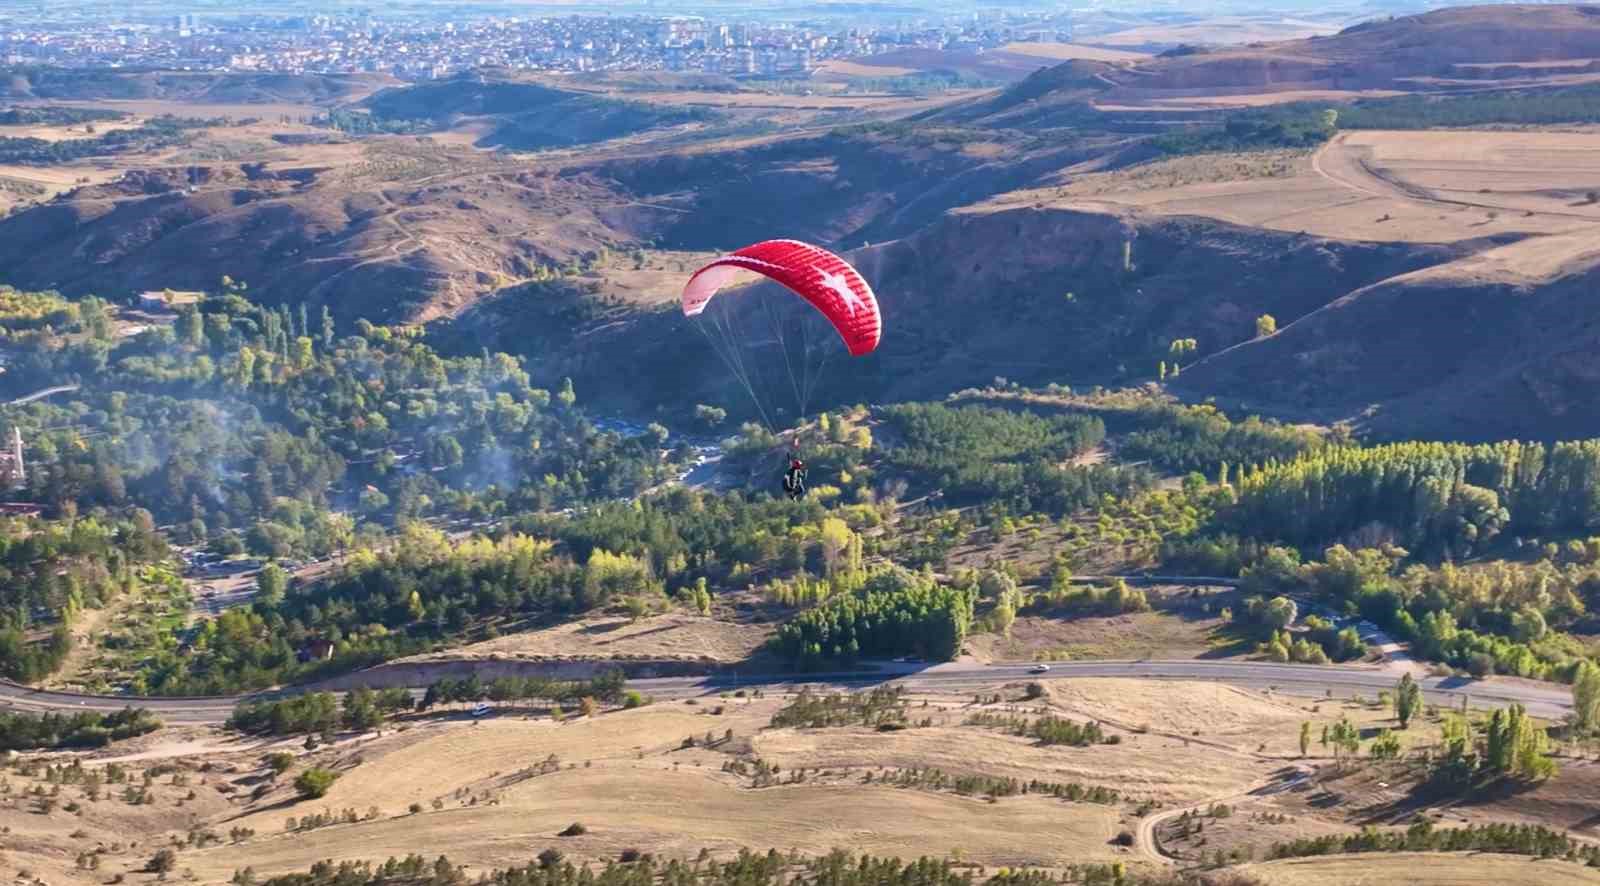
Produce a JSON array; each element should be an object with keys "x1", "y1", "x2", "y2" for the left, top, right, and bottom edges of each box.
[
  {"x1": 0, "y1": 658, "x2": 1572, "y2": 725},
  {"x1": 6, "y1": 384, "x2": 80, "y2": 406}
]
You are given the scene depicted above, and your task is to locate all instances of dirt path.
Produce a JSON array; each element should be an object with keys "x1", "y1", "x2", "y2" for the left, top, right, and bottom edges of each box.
[
  {"x1": 40, "y1": 602, "x2": 116, "y2": 690},
  {"x1": 1134, "y1": 764, "x2": 1314, "y2": 865}
]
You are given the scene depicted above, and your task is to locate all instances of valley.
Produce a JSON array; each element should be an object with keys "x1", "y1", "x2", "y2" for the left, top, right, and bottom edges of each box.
[{"x1": 5, "y1": 4, "x2": 1600, "y2": 886}]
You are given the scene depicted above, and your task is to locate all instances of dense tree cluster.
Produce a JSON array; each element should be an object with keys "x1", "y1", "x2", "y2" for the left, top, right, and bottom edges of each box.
[
  {"x1": 1425, "y1": 703, "x2": 1557, "y2": 789},
  {"x1": 519, "y1": 488, "x2": 854, "y2": 596},
  {"x1": 1245, "y1": 545, "x2": 1595, "y2": 679},
  {"x1": 317, "y1": 108, "x2": 432, "y2": 135},
  {"x1": 0, "y1": 105, "x2": 124, "y2": 126},
  {"x1": 774, "y1": 568, "x2": 976, "y2": 667},
  {"x1": 1024, "y1": 575, "x2": 1151, "y2": 618},
  {"x1": 1, "y1": 291, "x2": 679, "y2": 557},
  {"x1": 0, "y1": 115, "x2": 211, "y2": 165},
  {"x1": 1118, "y1": 404, "x2": 1324, "y2": 475},
  {"x1": 420, "y1": 670, "x2": 626, "y2": 709},
  {"x1": 1151, "y1": 106, "x2": 1337, "y2": 156},
  {"x1": 768, "y1": 686, "x2": 910, "y2": 729},
  {"x1": 0, "y1": 707, "x2": 159, "y2": 751},
  {"x1": 227, "y1": 688, "x2": 411, "y2": 736},
  {"x1": 883, "y1": 403, "x2": 1148, "y2": 515},
  {"x1": 147, "y1": 528, "x2": 632, "y2": 694},
  {"x1": 0, "y1": 513, "x2": 169, "y2": 679},
  {"x1": 1226, "y1": 440, "x2": 1600, "y2": 557},
  {"x1": 1337, "y1": 84, "x2": 1600, "y2": 129},
  {"x1": 963, "y1": 711, "x2": 1111, "y2": 747},
  {"x1": 1268, "y1": 820, "x2": 1594, "y2": 865},
  {"x1": 862, "y1": 767, "x2": 1121, "y2": 805}
]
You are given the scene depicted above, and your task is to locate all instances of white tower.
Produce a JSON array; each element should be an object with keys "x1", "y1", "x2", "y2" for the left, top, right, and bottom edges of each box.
[{"x1": 9, "y1": 426, "x2": 22, "y2": 488}]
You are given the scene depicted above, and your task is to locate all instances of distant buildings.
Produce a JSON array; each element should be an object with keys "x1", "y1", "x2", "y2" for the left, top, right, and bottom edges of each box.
[{"x1": 0, "y1": 9, "x2": 1072, "y2": 81}]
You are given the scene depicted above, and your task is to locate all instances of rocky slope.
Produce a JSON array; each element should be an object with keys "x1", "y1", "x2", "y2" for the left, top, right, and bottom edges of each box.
[{"x1": 1173, "y1": 231, "x2": 1600, "y2": 440}]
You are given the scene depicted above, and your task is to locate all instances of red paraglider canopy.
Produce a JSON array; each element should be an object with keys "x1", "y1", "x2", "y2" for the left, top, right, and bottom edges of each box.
[{"x1": 681, "y1": 239, "x2": 881, "y2": 357}]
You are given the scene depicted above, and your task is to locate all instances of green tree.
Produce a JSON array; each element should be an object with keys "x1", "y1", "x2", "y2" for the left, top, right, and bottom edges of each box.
[
  {"x1": 294, "y1": 767, "x2": 339, "y2": 799},
  {"x1": 1485, "y1": 708, "x2": 1512, "y2": 773},
  {"x1": 1299, "y1": 721, "x2": 1311, "y2": 757},
  {"x1": 1328, "y1": 716, "x2": 1360, "y2": 763},
  {"x1": 1395, "y1": 672, "x2": 1421, "y2": 729},
  {"x1": 342, "y1": 686, "x2": 383, "y2": 731},
  {"x1": 694, "y1": 404, "x2": 727, "y2": 429},
  {"x1": 1262, "y1": 596, "x2": 1297, "y2": 630},
  {"x1": 256, "y1": 564, "x2": 288, "y2": 609},
  {"x1": 178, "y1": 307, "x2": 205, "y2": 348},
  {"x1": 1573, "y1": 660, "x2": 1600, "y2": 734}
]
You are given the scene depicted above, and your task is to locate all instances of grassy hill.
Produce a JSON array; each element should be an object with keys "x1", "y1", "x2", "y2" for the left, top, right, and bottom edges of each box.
[
  {"x1": 358, "y1": 77, "x2": 720, "y2": 149},
  {"x1": 1173, "y1": 233, "x2": 1600, "y2": 441},
  {"x1": 0, "y1": 67, "x2": 390, "y2": 104}
]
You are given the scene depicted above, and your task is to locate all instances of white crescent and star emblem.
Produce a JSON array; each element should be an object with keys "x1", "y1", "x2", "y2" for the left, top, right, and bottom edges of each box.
[{"x1": 814, "y1": 265, "x2": 866, "y2": 316}]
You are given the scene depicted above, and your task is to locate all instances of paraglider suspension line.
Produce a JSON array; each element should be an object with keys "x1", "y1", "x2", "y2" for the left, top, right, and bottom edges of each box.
[{"x1": 695, "y1": 298, "x2": 777, "y2": 435}]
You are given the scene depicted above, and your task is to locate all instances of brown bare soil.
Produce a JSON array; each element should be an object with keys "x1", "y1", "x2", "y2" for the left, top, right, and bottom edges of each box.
[{"x1": 400, "y1": 610, "x2": 775, "y2": 666}]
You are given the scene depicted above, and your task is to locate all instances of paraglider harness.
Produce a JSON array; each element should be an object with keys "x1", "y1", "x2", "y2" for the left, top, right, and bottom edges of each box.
[{"x1": 782, "y1": 456, "x2": 808, "y2": 501}]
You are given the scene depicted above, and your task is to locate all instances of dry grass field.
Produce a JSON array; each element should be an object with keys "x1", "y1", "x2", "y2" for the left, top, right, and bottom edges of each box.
[
  {"x1": 965, "y1": 608, "x2": 1233, "y2": 664},
  {"x1": 401, "y1": 609, "x2": 775, "y2": 665},
  {"x1": 1247, "y1": 852, "x2": 1600, "y2": 885},
  {"x1": 0, "y1": 119, "x2": 144, "y2": 143},
  {"x1": 999, "y1": 43, "x2": 1149, "y2": 63},
  {"x1": 980, "y1": 129, "x2": 1600, "y2": 248},
  {"x1": 37, "y1": 98, "x2": 332, "y2": 122},
  {"x1": 0, "y1": 676, "x2": 1578, "y2": 885},
  {"x1": 814, "y1": 59, "x2": 919, "y2": 78},
  {"x1": 176, "y1": 696, "x2": 1139, "y2": 881},
  {"x1": 1089, "y1": 17, "x2": 1343, "y2": 48}
]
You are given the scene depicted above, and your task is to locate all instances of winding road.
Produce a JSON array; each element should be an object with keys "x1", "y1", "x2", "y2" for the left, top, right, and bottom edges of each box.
[{"x1": 0, "y1": 657, "x2": 1572, "y2": 725}]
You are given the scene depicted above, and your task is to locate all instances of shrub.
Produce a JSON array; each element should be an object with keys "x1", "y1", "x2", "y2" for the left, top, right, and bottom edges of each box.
[
  {"x1": 558, "y1": 822, "x2": 587, "y2": 837},
  {"x1": 537, "y1": 848, "x2": 563, "y2": 869},
  {"x1": 293, "y1": 768, "x2": 339, "y2": 800},
  {"x1": 408, "y1": 803, "x2": 423, "y2": 815},
  {"x1": 265, "y1": 753, "x2": 294, "y2": 775},
  {"x1": 148, "y1": 849, "x2": 177, "y2": 873}
]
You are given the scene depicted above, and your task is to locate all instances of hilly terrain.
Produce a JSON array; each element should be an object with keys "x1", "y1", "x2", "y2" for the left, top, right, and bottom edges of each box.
[
  {"x1": 0, "y1": 68, "x2": 392, "y2": 104},
  {"x1": 357, "y1": 77, "x2": 721, "y2": 150},
  {"x1": 3, "y1": 6, "x2": 1600, "y2": 436},
  {"x1": 11, "y1": 7, "x2": 1600, "y2": 886}
]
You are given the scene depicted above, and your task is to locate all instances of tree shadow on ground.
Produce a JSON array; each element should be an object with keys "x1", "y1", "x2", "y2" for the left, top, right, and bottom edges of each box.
[{"x1": 1354, "y1": 770, "x2": 1545, "y2": 826}]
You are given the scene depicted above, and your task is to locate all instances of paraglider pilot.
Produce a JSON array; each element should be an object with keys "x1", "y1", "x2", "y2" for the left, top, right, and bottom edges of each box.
[{"x1": 782, "y1": 456, "x2": 808, "y2": 501}]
